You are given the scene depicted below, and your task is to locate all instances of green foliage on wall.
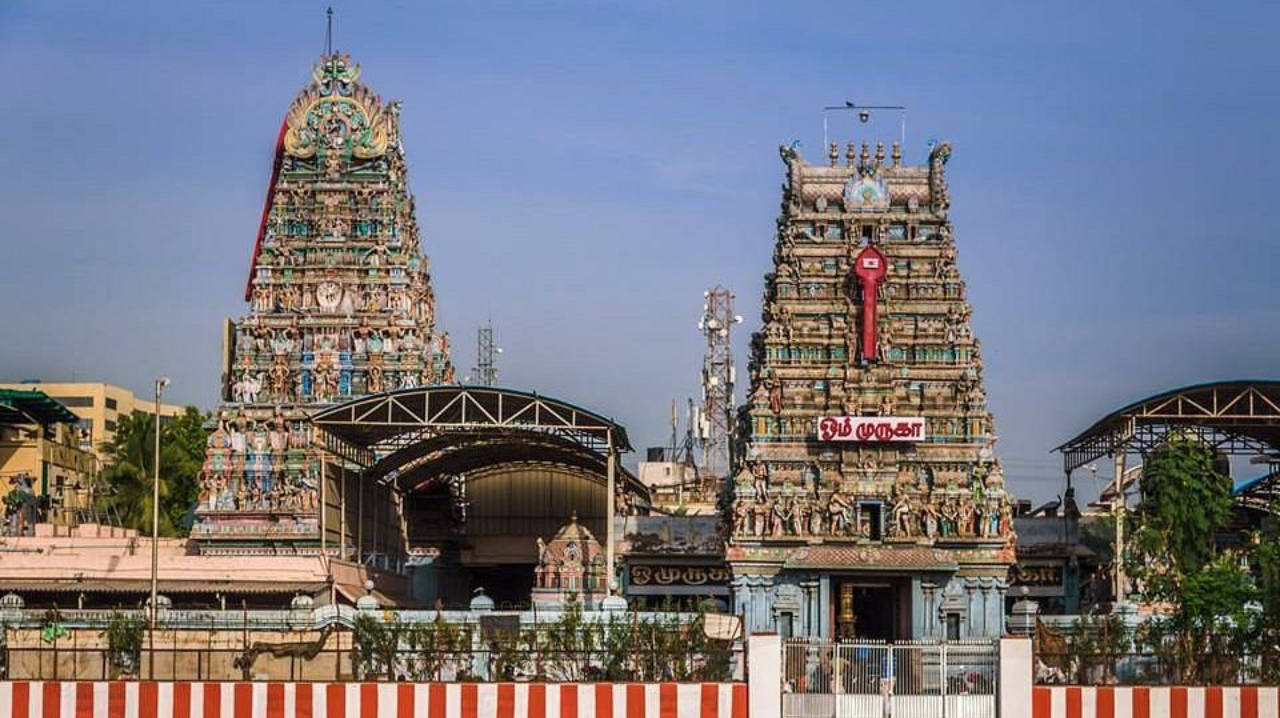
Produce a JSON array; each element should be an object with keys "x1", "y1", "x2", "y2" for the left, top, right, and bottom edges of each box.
[{"x1": 104, "y1": 611, "x2": 145, "y2": 678}]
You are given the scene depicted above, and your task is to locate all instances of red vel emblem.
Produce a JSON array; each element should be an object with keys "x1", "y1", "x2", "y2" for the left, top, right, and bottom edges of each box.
[{"x1": 853, "y1": 246, "x2": 888, "y2": 361}]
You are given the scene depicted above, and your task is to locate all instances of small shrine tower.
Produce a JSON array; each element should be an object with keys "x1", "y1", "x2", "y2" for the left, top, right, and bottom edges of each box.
[{"x1": 531, "y1": 513, "x2": 607, "y2": 609}]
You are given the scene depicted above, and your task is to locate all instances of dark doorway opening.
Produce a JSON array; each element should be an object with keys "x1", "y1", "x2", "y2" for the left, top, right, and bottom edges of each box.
[
  {"x1": 469, "y1": 565, "x2": 536, "y2": 609},
  {"x1": 835, "y1": 580, "x2": 899, "y2": 640}
]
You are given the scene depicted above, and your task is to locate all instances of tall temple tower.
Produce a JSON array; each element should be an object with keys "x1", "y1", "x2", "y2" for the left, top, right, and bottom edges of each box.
[
  {"x1": 727, "y1": 140, "x2": 1013, "y2": 640},
  {"x1": 194, "y1": 54, "x2": 453, "y2": 554}
]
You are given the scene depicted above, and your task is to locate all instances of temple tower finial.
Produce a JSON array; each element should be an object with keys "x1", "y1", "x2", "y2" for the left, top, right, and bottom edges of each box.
[{"x1": 325, "y1": 7, "x2": 334, "y2": 57}]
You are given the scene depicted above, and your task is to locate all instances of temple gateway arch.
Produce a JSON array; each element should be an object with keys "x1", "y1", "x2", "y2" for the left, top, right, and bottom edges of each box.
[{"x1": 310, "y1": 385, "x2": 649, "y2": 607}]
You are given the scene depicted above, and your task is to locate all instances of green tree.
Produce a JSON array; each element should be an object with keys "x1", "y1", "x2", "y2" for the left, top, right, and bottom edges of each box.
[
  {"x1": 1127, "y1": 436, "x2": 1255, "y2": 681},
  {"x1": 1250, "y1": 522, "x2": 1280, "y2": 681},
  {"x1": 98, "y1": 407, "x2": 207, "y2": 536},
  {"x1": 1129, "y1": 436, "x2": 1235, "y2": 599}
]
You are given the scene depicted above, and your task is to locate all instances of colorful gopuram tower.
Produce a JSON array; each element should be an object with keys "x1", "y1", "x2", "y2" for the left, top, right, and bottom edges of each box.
[
  {"x1": 727, "y1": 140, "x2": 1013, "y2": 640},
  {"x1": 193, "y1": 54, "x2": 453, "y2": 554}
]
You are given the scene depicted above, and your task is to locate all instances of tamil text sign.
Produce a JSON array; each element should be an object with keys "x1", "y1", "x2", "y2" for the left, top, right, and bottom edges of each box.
[{"x1": 818, "y1": 416, "x2": 926, "y2": 442}]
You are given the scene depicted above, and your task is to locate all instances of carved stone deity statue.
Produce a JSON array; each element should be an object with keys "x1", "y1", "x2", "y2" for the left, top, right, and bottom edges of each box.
[
  {"x1": 791, "y1": 499, "x2": 808, "y2": 536},
  {"x1": 827, "y1": 491, "x2": 852, "y2": 534},
  {"x1": 891, "y1": 493, "x2": 913, "y2": 537},
  {"x1": 732, "y1": 500, "x2": 751, "y2": 537},
  {"x1": 367, "y1": 364, "x2": 385, "y2": 393},
  {"x1": 750, "y1": 461, "x2": 770, "y2": 500},
  {"x1": 767, "y1": 373, "x2": 784, "y2": 415},
  {"x1": 880, "y1": 393, "x2": 895, "y2": 416}
]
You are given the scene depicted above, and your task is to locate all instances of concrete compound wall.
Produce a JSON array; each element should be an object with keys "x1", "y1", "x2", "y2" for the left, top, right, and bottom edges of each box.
[
  {"x1": 1032, "y1": 686, "x2": 1280, "y2": 718},
  {"x1": 997, "y1": 639, "x2": 1280, "y2": 718},
  {"x1": 4, "y1": 629, "x2": 354, "y2": 682},
  {"x1": 0, "y1": 681, "x2": 747, "y2": 718},
  {"x1": 14, "y1": 634, "x2": 1280, "y2": 718}
]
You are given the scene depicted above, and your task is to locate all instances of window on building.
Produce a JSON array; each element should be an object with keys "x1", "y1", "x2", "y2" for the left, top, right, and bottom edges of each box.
[
  {"x1": 777, "y1": 612, "x2": 794, "y2": 639},
  {"x1": 104, "y1": 420, "x2": 117, "y2": 432},
  {"x1": 56, "y1": 396, "x2": 94, "y2": 408},
  {"x1": 860, "y1": 503, "x2": 883, "y2": 541},
  {"x1": 105, "y1": 398, "x2": 118, "y2": 411},
  {"x1": 946, "y1": 613, "x2": 962, "y2": 641}
]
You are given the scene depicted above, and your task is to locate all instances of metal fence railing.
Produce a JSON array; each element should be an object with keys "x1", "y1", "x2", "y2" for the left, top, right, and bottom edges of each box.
[
  {"x1": 3, "y1": 642, "x2": 745, "y2": 683},
  {"x1": 1033, "y1": 651, "x2": 1262, "y2": 686},
  {"x1": 0, "y1": 606, "x2": 713, "y2": 631},
  {"x1": 782, "y1": 640, "x2": 997, "y2": 718},
  {"x1": 1, "y1": 610, "x2": 744, "y2": 683}
]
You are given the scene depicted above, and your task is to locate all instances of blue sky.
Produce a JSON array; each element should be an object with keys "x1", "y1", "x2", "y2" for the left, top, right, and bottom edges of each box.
[{"x1": 1, "y1": 1, "x2": 1276, "y2": 502}]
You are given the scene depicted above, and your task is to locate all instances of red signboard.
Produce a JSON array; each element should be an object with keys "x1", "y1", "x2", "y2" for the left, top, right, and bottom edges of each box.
[{"x1": 818, "y1": 416, "x2": 926, "y2": 442}]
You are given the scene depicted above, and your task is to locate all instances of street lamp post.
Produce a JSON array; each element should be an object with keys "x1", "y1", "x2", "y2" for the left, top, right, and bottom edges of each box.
[
  {"x1": 1113, "y1": 450, "x2": 1127, "y2": 605},
  {"x1": 605, "y1": 427, "x2": 616, "y2": 599},
  {"x1": 150, "y1": 377, "x2": 169, "y2": 678}
]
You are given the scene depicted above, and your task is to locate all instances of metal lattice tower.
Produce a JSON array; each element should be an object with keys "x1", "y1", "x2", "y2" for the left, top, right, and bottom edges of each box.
[
  {"x1": 697, "y1": 287, "x2": 740, "y2": 480},
  {"x1": 473, "y1": 321, "x2": 499, "y2": 387}
]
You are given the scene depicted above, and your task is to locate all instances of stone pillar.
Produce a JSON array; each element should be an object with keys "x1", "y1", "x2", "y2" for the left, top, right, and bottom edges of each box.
[
  {"x1": 469, "y1": 589, "x2": 494, "y2": 680},
  {"x1": 1064, "y1": 556, "x2": 1081, "y2": 614},
  {"x1": 964, "y1": 577, "x2": 978, "y2": 637},
  {"x1": 999, "y1": 637, "x2": 1033, "y2": 718},
  {"x1": 994, "y1": 577, "x2": 1009, "y2": 635},
  {"x1": 800, "y1": 579, "x2": 820, "y2": 637},
  {"x1": 1008, "y1": 597, "x2": 1039, "y2": 636},
  {"x1": 910, "y1": 576, "x2": 924, "y2": 638},
  {"x1": 819, "y1": 575, "x2": 832, "y2": 637},
  {"x1": 732, "y1": 574, "x2": 750, "y2": 626},
  {"x1": 752, "y1": 576, "x2": 773, "y2": 632},
  {"x1": 979, "y1": 577, "x2": 995, "y2": 637},
  {"x1": 748, "y1": 634, "x2": 782, "y2": 718},
  {"x1": 921, "y1": 581, "x2": 938, "y2": 639}
]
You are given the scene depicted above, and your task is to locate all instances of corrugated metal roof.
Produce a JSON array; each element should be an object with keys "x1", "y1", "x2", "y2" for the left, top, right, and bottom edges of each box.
[
  {"x1": 0, "y1": 389, "x2": 79, "y2": 427},
  {"x1": 0, "y1": 579, "x2": 325, "y2": 594}
]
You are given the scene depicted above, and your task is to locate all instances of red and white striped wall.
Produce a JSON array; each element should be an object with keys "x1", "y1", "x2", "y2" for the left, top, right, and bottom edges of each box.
[
  {"x1": 0, "y1": 682, "x2": 748, "y2": 718},
  {"x1": 1033, "y1": 686, "x2": 1280, "y2": 718}
]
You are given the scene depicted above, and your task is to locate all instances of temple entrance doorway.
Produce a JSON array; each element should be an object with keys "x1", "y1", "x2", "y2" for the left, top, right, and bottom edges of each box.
[{"x1": 833, "y1": 577, "x2": 910, "y2": 641}]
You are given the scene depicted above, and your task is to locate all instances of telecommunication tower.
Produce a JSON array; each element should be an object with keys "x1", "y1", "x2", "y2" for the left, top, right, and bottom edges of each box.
[
  {"x1": 472, "y1": 320, "x2": 500, "y2": 387},
  {"x1": 697, "y1": 287, "x2": 741, "y2": 480}
]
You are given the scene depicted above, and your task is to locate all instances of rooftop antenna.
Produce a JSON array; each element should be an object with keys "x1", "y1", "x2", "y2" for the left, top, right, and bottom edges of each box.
[
  {"x1": 823, "y1": 102, "x2": 907, "y2": 152},
  {"x1": 697, "y1": 286, "x2": 741, "y2": 482},
  {"x1": 669, "y1": 399, "x2": 678, "y2": 460},
  {"x1": 472, "y1": 319, "x2": 501, "y2": 387},
  {"x1": 325, "y1": 7, "x2": 335, "y2": 57}
]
